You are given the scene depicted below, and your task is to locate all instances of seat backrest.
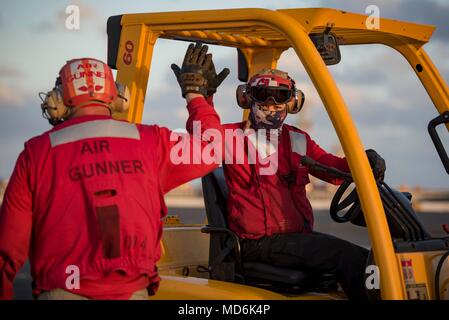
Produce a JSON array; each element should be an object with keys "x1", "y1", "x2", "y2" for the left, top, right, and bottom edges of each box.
[
  {"x1": 201, "y1": 167, "x2": 240, "y2": 281},
  {"x1": 202, "y1": 166, "x2": 229, "y2": 228},
  {"x1": 201, "y1": 167, "x2": 229, "y2": 252},
  {"x1": 201, "y1": 167, "x2": 338, "y2": 290}
]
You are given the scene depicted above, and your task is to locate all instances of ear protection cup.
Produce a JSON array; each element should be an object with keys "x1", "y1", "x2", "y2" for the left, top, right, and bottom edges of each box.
[
  {"x1": 286, "y1": 88, "x2": 305, "y2": 114},
  {"x1": 236, "y1": 84, "x2": 251, "y2": 109},
  {"x1": 110, "y1": 82, "x2": 130, "y2": 113},
  {"x1": 40, "y1": 85, "x2": 70, "y2": 125}
]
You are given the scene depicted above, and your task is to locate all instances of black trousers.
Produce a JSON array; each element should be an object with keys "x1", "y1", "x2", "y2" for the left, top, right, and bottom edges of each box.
[{"x1": 240, "y1": 232, "x2": 369, "y2": 300}]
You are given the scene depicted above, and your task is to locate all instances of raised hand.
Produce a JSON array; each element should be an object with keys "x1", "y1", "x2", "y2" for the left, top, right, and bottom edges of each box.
[
  {"x1": 171, "y1": 42, "x2": 212, "y2": 97},
  {"x1": 204, "y1": 59, "x2": 230, "y2": 97}
]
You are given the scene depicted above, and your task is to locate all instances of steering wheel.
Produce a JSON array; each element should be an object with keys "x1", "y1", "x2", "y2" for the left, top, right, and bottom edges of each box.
[{"x1": 329, "y1": 179, "x2": 364, "y2": 225}]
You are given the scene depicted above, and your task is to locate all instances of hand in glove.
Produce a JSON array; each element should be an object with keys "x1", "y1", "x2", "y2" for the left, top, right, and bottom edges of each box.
[
  {"x1": 204, "y1": 59, "x2": 230, "y2": 98},
  {"x1": 366, "y1": 149, "x2": 386, "y2": 182},
  {"x1": 171, "y1": 42, "x2": 212, "y2": 97}
]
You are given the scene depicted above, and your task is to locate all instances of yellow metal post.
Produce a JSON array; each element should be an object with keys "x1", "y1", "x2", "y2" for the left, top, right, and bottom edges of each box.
[
  {"x1": 251, "y1": 9, "x2": 405, "y2": 299},
  {"x1": 385, "y1": 41, "x2": 449, "y2": 131},
  {"x1": 114, "y1": 24, "x2": 158, "y2": 123}
]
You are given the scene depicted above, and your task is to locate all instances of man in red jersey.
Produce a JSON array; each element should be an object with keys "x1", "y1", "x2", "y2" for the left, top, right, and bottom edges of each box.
[
  {"x1": 199, "y1": 67, "x2": 385, "y2": 300},
  {"x1": 0, "y1": 42, "x2": 227, "y2": 299}
]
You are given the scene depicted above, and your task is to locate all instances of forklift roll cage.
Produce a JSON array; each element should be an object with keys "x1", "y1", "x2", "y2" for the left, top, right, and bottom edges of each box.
[{"x1": 106, "y1": 8, "x2": 449, "y2": 300}]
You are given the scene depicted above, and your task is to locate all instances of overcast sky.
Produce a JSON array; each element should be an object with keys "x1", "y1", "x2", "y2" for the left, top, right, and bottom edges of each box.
[{"x1": 0, "y1": 0, "x2": 448, "y2": 188}]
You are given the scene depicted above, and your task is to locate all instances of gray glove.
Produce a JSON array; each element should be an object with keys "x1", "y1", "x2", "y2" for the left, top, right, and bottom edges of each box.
[
  {"x1": 366, "y1": 149, "x2": 386, "y2": 182},
  {"x1": 171, "y1": 42, "x2": 212, "y2": 97}
]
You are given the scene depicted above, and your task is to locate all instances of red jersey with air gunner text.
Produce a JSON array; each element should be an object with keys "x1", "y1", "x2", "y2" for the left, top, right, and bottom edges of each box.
[{"x1": 0, "y1": 96, "x2": 221, "y2": 299}]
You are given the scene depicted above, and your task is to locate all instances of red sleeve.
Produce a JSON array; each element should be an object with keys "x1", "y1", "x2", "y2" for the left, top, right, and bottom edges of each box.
[
  {"x1": 186, "y1": 96, "x2": 219, "y2": 135},
  {"x1": 205, "y1": 95, "x2": 214, "y2": 107},
  {"x1": 157, "y1": 96, "x2": 223, "y2": 193},
  {"x1": 0, "y1": 150, "x2": 33, "y2": 300},
  {"x1": 307, "y1": 135, "x2": 350, "y2": 185}
]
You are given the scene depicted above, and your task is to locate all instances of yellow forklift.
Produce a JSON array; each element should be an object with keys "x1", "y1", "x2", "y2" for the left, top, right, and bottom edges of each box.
[{"x1": 105, "y1": 7, "x2": 449, "y2": 300}]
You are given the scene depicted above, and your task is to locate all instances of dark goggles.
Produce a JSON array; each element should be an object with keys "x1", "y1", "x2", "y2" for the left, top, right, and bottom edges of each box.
[{"x1": 249, "y1": 86, "x2": 294, "y2": 104}]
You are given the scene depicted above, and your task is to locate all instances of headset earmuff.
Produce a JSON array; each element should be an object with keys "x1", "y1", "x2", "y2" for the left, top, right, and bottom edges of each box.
[
  {"x1": 40, "y1": 78, "x2": 70, "y2": 125},
  {"x1": 236, "y1": 84, "x2": 252, "y2": 109},
  {"x1": 286, "y1": 77, "x2": 305, "y2": 114},
  {"x1": 110, "y1": 82, "x2": 130, "y2": 113},
  {"x1": 286, "y1": 88, "x2": 305, "y2": 114}
]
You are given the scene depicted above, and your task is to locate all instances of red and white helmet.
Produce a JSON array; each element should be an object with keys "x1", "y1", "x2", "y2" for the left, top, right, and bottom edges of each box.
[
  {"x1": 248, "y1": 69, "x2": 293, "y2": 89},
  {"x1": 58, "y1": 58, "x2": 118, "y2": 107},
  {"x1": 236, "y1": 68, "x2": 305, "y2": 114},
  {"x1": 40, "y1": 58, "x2": 130, "y2": 126}
]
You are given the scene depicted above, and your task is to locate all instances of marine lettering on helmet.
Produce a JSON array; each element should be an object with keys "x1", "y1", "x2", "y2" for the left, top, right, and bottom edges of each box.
[
  {"x1": 68, "y1": 71, "x2": 106, "y2": 82},
  {"x1": 256, "y1": 78, "x2": 270, "y2": 86},
  {"x1": 77, "y1": 62, "x2": 96, "y2": 70}
]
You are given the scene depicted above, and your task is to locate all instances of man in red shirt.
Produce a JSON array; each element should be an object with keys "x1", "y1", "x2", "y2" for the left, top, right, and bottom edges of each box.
[
  {"x1": 201, "y1": 68, "x2": 385, "y2": 300},
  {"x1": 0, "y1": 43, "x2": 225, "y2": 299}
]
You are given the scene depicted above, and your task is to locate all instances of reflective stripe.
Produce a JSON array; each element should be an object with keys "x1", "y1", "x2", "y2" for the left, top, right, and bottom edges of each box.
[
  {"x1": 50, "y1": 119, "x2": 140, "y2": 147},
  {"x1": 289, "y1": 130, "x2": 307, "y2": 155}
]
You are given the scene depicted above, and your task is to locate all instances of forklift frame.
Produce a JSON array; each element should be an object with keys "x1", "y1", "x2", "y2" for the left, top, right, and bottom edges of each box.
[{"x1": 107, "y1": 8, "x2": 449, "y2": 300}]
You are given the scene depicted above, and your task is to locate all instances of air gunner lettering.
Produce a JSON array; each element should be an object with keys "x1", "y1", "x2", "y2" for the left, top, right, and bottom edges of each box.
[
  {"x1": 69, "y1": 159, "x2": 145, "y2": 181},
  {"x1": 81, "y1": 140, "x2": 111, "y2": 155},
  {"x1": 69, "y1": 140, "x2": 145, "y2": 180}
]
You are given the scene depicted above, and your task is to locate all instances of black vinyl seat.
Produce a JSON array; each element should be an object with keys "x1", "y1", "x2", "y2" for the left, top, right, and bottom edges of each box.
[{"x1": 201, "y1": 167, "x2": 337, "y2": 292}]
